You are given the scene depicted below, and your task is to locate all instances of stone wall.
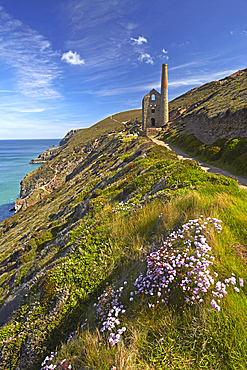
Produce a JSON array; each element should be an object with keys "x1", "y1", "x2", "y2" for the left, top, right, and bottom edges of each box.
[{"x1": 142, "y1": 89, "x2": 161, "y2": 130}]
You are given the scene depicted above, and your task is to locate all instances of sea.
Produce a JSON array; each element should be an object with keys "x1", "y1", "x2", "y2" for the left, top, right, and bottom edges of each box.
[{"x1": 0, "y1": 139, "x2": 60, "y2": 222}]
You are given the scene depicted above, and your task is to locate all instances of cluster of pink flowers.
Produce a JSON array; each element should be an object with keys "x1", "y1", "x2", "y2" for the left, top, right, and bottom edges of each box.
[
  {"x1": 41, "y1": 352, "x2": 57, "y2": 370},
  {"x1": 140, "y1": 153, "x2": 147, "y2": 159},
  {"x1": 112, "y1": 201, "x2": 134, "y2": 213},
  {"x1": 41, "y1": 216, "x2": 244, "y2": 368},
  {"x1": 94, "y1": 283, "x2": 127, "y2": 346},
  {"x1": 41, "y1": 353, "x2": 71, "y2": 370},
  {"x1": 40, "y1": 319, "x2": 88, "y2": 369},
  {"x1": 131, "y1": 217, "x2": 242, "y2": 311}
]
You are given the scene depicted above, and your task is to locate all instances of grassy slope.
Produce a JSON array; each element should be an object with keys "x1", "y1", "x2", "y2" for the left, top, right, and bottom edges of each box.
[
  {"x1": 0, "y1": 122, "x2": 246, "y2": 369},
  {"x1": 0, "y1": 96, "x2": 247, "y2": 369},
  {"x1": 168, "y1": 68, "x2": 247, "y2": 118},
  {"x1": 39, "y1": 168, "x2": 247, "y2": 370}
]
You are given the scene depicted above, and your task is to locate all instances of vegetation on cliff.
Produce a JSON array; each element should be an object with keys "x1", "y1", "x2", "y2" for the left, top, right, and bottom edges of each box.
[
  {"x1": 169, "y1": 68, "x2": 247, "y2": 120},
  {"x1": 0, "y1": 67, "x2": 247, "y2": 369}
]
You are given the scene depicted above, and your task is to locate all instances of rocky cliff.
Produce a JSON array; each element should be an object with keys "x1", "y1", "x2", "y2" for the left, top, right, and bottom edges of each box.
[{"x1": 168, "y1": 68, "x2": 247, "y2": 144}]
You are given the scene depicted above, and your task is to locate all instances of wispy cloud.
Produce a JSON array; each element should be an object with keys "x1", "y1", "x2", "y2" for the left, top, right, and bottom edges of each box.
[
  {"x1": 164, "y1": 69, "x2": 238, "y2": 89},
  {"x1": 11, "y1": 108, "x2": 45, "y2": 113},
  {"x1": 62, "y1": 51, "x2": 85, "y2": 65},
  {"x1": 138, "y1": 52, "x2": 154, "y2": 65},
  {"x1": 179, "y1": 41, "x2": 189, "y2": 47},
  {"x1": 0, "y1": 7, "x2": 61, "y2": 99},
  {"x1": 130, "y1": 36, "x2": 147, "y2": 45},
  {"x1": 93, "y1": 68, "x2": 239, "y2": 97},
  {"x1": 63, "y1": 0, "x2": 145, "y2": 71},
  {"x1": 170, "y1": 61, "x2": 198, "y2": 71},
  {"x1": 65, "y1": 0, "x2": 130, "y2": 30}
]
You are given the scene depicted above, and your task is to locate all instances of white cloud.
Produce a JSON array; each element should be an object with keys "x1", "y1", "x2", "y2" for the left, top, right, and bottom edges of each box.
[
  {"x1": 0, "y1": 7, "x2": 61, "y2": 99},
  {"x1": 130, "y1": 36, "x2": 147, "y2": 45},
  {"x1": 162, "y1": 48, "x2": 168, "y2": 54},
  {"x1": 165, "y1": 69, "x2": 238, "y2": 89},
  {"x1": 11, "y1": 108, "x2": 45, "y2": 113},
  {"x1": 61, "y1": 50, "x2": 85, "y2": 65},
  {"x1": 243, "y1": 31, "x2": 247, "y2": 36},
  {"x1": 138, "y1": 52, "x2": 154, "y2": 65},
  {"x1": 170, "y1": 61, "x2": 198, "y2": 71},
  {"x1": 125, "y1": 22, "x2": 137, "y2": 31},
  {"x1": 179, "y1": 41, "x2": 189, "y2": 47}
]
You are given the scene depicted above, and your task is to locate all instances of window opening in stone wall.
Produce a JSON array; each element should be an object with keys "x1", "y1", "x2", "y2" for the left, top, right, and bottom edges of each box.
[
  {"x1": 151, "y1": 94, "x2": 155, "y2": 101},
  {"x1": 151, "y1": 107, "x2": 155, "y2": 113},
  {"x1": 151, "y1": 118, "x2": 155, "y2": 126}
]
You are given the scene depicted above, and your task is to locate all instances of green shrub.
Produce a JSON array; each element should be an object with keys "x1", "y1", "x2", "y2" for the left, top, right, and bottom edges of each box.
[
  {"x1": 222, "y1": 138, "x2": 247, "y2": 163},
  {"x1": 186, "y1": 138, "x2": 203, "y2": 152},
  {"x1": 196, "y1": 145, "x2": 206, "y2": 155},
  {"x1": 212, "y1": 138, "x2": 227, "y2": 149},
  {"x1": 204, "y1": 146, "x2": 222, "y2": 160},
  {"x1": 232, "y1": 152, "x2": 247, "y2": 175}
]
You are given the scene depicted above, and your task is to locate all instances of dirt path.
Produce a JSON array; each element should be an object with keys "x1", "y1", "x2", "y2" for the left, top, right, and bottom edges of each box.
[{"x1": 150, "y1": 137, "x2": 247, "y2": 189}]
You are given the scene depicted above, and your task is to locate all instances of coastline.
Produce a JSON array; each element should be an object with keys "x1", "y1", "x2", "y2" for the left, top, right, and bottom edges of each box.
[
  {"x1": 0, "y1": 202, "x2": 15, "y2": 222},
  {"x1": 0, "y1": 139, "x2": 60, "y2": 223}
]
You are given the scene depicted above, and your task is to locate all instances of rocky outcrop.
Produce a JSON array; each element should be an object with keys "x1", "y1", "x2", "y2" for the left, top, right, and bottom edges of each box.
[
  {"x1": 173, "y1": 108, "x2": 247, "y2": 145},
  {"x1": 30, "y1": 147, "x2": 62, "y2": 164},
  {"x1": 59, "y1": 129, "x2": 80, "y2": 146},
  {"x1": 30, "y1": 129, "x2": 79, "y2": 164}
]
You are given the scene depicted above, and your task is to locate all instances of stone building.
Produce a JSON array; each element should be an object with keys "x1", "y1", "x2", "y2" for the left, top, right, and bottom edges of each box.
[{"x1": 142, "y1": 64, "x2": 168, "y2": 134}]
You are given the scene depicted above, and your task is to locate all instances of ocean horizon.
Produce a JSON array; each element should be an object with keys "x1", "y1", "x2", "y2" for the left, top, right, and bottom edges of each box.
[{"x1": 0, "y1": 139, "x2": 60, "y2": 222}]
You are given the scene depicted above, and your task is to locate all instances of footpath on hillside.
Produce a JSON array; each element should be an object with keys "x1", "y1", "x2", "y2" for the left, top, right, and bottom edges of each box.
[{"x1": 149, "y1": 137, "x2": 247, "y2": 189}]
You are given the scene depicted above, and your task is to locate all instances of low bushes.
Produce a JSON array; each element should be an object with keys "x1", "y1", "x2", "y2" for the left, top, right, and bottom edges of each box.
[{"x1": 162, "y1": 131, "x2": 247, "y2": 176}]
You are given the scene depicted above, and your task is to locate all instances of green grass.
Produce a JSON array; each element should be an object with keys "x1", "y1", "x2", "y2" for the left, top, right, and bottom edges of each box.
[
  {"x1": 0, "y1": 115, "x2": 247, "y2": 370},
  {"x1": 161, "y1": 130, "x2": 247, "y2": 177},
  {"x1": 168, "y1": 69, "x2": 247, "y2": 119},
  {"x1": 46, "y1": 186, "x2": 247, "y2": 370}
]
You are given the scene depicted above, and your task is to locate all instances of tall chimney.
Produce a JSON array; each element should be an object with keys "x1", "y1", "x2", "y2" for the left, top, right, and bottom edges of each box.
[{"x1": 160, "y1": 64, "x2": 169, "y2": 125}]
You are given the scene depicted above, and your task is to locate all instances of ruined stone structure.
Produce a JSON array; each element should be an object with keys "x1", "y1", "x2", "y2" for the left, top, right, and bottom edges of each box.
[{"x1": 142, "y1": 64, "x2": 168, "y2": 134}]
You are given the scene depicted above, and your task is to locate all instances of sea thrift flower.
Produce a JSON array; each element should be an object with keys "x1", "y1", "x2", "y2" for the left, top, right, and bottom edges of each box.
[
  {"x1": 239, "y1": 278, "x2": 244, "y2": 287},
  {"x1": 95, "y1": 286, "x2": 127, "y2": 345},
  {"x1": 129, "y1": 217, "x2": 243, "y2": 312}
]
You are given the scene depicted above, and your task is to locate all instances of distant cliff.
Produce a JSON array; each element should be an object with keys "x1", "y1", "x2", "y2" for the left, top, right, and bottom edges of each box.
[{"x1": 168, "y1": 68, "x2": 247, "y2": 144}]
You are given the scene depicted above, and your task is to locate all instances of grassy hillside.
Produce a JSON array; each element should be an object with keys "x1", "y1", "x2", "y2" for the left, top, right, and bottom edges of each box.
[
  {"x1": 168, "y1": 68, "x2": 247, "y2": 119},
  {"x1": 0, "y1": 109, "x2": 246, "y2": 370},
  {"x1": 159, "y1": 68, "x2": 247, "y2": 177}
]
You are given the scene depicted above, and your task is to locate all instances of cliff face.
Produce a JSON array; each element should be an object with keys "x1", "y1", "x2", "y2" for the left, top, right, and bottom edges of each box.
[
  {"x1": 168, "y1": 68, "x2": 247, "y2": 144},
  {"x1": 15, "y1": 110, "x2": 142, "y2": 212}
]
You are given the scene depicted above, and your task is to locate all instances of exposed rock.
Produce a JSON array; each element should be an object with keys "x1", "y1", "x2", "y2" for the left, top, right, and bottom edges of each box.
[
  {"x1": 30, "y1": 147, "x2": 61, "y2": 164},
  {"x1": 59, "y1": 129, "x2": 80, "y2": 146}
]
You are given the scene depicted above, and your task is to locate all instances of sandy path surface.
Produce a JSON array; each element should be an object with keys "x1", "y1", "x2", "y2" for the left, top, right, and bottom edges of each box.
[{"x1": 150, "y1": 137, "x2": 247, "y2": 189}]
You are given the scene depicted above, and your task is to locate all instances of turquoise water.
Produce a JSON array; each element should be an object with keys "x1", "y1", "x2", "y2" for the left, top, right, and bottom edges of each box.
[{"x1": 0, "y1": 139, "x2": 60, "y2": 222}]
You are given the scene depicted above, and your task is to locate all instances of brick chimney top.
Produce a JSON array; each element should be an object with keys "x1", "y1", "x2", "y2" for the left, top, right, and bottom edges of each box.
[{"x1": 161, "y1": 63, "x2": 168, "y2": 89}]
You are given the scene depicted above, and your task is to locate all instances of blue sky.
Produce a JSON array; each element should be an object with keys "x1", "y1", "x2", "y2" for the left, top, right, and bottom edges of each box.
[{"x1": 0, "y1": 0, "x2": 246, "y2": 139}]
